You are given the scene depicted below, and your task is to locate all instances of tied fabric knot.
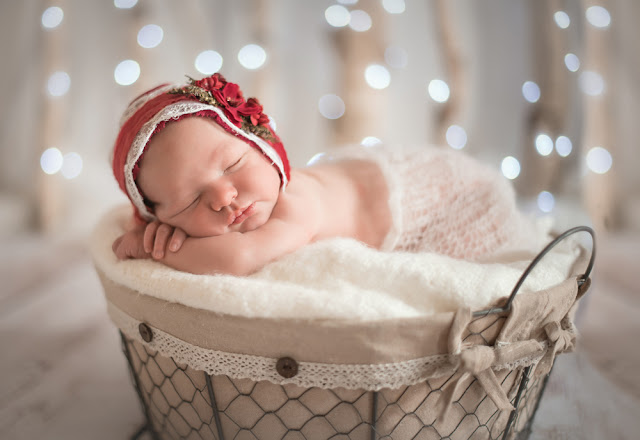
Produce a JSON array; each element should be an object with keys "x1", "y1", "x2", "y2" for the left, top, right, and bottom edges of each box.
[
  {"x1": 437, "y1": 307, "x2": 544, "y2": 422},
  {"x1": 460, "y1": 345, "x2": 495, "y2": 373},
  {"x1": 536, "y1": 320, "x2": 576, "y2": 377},
  {"x1": 545, "y1": 321, "x2": 574, "y2": 351}
]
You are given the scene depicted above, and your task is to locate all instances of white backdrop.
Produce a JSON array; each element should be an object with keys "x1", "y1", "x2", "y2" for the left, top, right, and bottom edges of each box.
[{"x1": 0, "y1": 0, "x2": 638, "y2": 237}]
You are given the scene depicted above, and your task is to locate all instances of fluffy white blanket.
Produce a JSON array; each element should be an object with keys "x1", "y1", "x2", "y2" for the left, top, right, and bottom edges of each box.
[{"x1": 90, "y1": 205, "x2": 580, "y2": 321}]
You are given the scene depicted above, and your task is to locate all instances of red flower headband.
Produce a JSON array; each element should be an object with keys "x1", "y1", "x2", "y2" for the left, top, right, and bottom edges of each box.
[
  {"x1": 170, "y1": 74, "x2": 276, "y2": 143},
  {"x1": 112, "y1": 73, "x2": 290, "y2": 222}
]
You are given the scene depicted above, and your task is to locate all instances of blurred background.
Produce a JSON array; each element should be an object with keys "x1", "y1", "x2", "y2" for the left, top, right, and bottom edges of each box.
[
  {"x1": 1, "y1": 1, "x2": 639, "y2": 439},
  {"x1": 1, "y1": 0, "x2": 639, "y2": 236}
]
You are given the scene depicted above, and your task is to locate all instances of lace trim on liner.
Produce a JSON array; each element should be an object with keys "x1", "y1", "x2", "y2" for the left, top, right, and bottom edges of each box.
[{"x1": 108, "y1": 301, "x2": 545, "y2": 390}]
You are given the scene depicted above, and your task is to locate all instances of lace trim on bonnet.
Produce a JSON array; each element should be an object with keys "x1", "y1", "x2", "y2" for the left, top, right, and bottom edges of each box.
[{"x1": 119, "y1": 84, "x2": 178, "y2": 128}]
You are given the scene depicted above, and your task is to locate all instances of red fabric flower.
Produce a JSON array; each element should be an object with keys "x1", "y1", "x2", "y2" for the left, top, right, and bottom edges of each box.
[
  {"x1": 189, "y1": 74, "x2": 271, "y2": 129},
  {"x1": 207, "y1": 82, "x2": 244, "y2": 126},
  {"x1": 222, "y1": 83, "x2": 245, "y2": 107},
  {"x1": 238, "y1": 97, "x2": 269, "y2": 126},
  {"x1": 194, "y1": 73, "x2": 226, "y2": 91}
]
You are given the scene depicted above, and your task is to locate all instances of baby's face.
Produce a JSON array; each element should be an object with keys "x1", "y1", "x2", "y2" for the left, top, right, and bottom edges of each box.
[{"x1": 137, "y1": 117, "x2": 281, "y2": 237}]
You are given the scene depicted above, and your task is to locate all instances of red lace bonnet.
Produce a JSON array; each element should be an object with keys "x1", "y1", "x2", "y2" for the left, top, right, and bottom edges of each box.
[{"x1": 112, "y1": 73, "x2": 290, "y2": 222}]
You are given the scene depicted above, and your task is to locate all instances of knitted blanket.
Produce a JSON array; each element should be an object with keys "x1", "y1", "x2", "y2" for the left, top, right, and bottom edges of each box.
[{"x1": 90, "y1": 205, "x2": 580, "y2": 321}]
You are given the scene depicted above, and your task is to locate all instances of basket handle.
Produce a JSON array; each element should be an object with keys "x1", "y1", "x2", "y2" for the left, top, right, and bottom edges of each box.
[{"x1": 473, "y1": 226, "x2": 595, "y2": 318}]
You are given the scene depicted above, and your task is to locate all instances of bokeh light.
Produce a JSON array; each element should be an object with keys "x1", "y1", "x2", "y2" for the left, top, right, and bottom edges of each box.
[
  {"x1": 318, "y1": 94, "x2": 345, "y2": 119},
  {"x1": 522, "y1": 81, "x2": 541, "y2": 103},
  {"x1": 564, "y1": 53, "x2": 580, "y2": 72},
  {"x1": 382, "y1": 0, "x2": 406, "y2": 14},
  {"x1": 42, "y1": 6, "x2": 64, "y2": 29},
  {"x1": 501, "y1": 156, "x2": 521, "y2": 180},
  {"x1": 137, "y1": 24, "x2": 163, "y2": 49},
  {"x1": 361, "y1": 136, "x2": 382, "y2": 147},
  {"x1": 40, "y1": 148, "x2": 63, "y2": 174},
  {"x1": 446, "y1": 125, "x2": 467, "y2": 149},
  {"x1": 553, "y1": 11, "x2": 570, "y2": 29},
  {"x1": 47, "y1": 71, "x2": 71, "y2": 97},
  {"x1": 586, "y1": 146, "x2": 612, "y2": 174},
  {"x1": 535, "y1": 133, "x2": 554, "y2": 156},
  {"x1": 537, "y1": 191, "x2": 555, "y2": 213},
  {"x1": 114, "y1": 0, "x2": 138, "y2": 8},
  {"x1": 365, "y1": 64, "x2": 391, "y2": 89},
  {"x1": 61, "y1": 152, "x2": 83, "y2": 179},
  {"x1": 349, "y1": 10, "x2": 372, "y2": 32},
  {"x1": 306, "y1": 152, "x2": 327, "y2": 166},
  {"x1": 238, "y1": 44, "x2": 267, "y2": 70},
  {"x1": 337, "y1": 0, "x2": 358, "y2": 4},
  {"x1": 428, "y1": 79, "x2": 450, "y2": 103},
  {"x1": 325, "y1": 5, "x2": 350, "y2": 27},
  {"x1": 268, "y1": 116, "x2": 277, "y2": 132},
  {"x1": 555, "y1": 136, "x2": 573, "y2": 157},
  {"x1": 586, "y1": 6, "x2": 611, "y2": 28},
  {"x1": 195, "y1": 50, "x2": 223, "y2": 74},
  {"x1": 579, "y1": 71, "x2": 605, "y2": 96},
  {"x1": 114, "y1": 60, "x2": 140, "y2": 86},
  {"x1": 384, "y1": 46, "x2": 408, "y2": 69}
]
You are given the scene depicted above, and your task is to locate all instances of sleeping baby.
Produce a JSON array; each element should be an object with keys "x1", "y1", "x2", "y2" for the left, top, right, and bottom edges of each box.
[{"x1": 112, "y1": 73, "x2": 533, "y2": 276}]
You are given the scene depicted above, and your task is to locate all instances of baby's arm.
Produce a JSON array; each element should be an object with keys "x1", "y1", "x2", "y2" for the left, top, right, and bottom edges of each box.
[{"x1": 156, "y1": 217, "x2": 313, "y2": 276}]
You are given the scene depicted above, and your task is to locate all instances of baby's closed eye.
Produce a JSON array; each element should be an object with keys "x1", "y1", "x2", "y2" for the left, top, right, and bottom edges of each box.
[
  {"x1": 186, "y1": 196, "x2": 200, "y2": 210},
  {"x1": 170, "y1": 196, "x2": 199, "y2": 219},
  {"x1": 224, "y1": 154, "x2": 245, "y2": 173}
]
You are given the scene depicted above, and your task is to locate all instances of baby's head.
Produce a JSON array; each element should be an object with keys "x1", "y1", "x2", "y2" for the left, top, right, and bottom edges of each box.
[{"x1": 112, "y1": 73, "x2": 290, "y2": 236}]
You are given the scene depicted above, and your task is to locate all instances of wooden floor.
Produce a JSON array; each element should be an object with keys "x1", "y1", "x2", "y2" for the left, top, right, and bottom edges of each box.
[{"x1": 1, "y1": 231, "x2": 639, "y2": 439}]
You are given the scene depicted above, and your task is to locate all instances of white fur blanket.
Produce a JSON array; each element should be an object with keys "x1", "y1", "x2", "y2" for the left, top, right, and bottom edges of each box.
[{"x1": 90, "y1": 205, "x2": 581, "y2": 321}]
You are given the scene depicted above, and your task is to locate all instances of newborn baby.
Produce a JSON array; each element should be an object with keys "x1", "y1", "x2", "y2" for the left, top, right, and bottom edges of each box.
[{"x1": 112, "y1": 73, "x2": 528, "y2": 275}]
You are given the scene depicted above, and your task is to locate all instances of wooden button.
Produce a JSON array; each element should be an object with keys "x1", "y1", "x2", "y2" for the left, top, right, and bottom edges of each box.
[
  {"x1": 138, "y1": 323, "x2": 153, "y2": 342},
  {"x1": 276, "y1": 357, "x2": 298, "y2": 378}
]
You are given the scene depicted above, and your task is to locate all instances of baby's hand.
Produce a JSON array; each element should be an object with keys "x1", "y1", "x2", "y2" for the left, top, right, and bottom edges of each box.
[
  {"x1": 112, "y1": 226, "x2": 150, "y2": 260},
  {"x1": 143, "y1": 221, "x2": 187, "y2": 260}
]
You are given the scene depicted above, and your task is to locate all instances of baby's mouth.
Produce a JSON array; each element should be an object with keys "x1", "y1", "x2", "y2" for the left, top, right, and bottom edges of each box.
[{"x1": 229, "y1": 203, "x2": 256, "y2": 226}]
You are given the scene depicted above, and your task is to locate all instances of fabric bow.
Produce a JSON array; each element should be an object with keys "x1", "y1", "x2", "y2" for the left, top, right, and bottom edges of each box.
[
  {"x1": 437, "y1": 308, "x2": 544, "y2": 421},
  {"x1": 535, "y1": 320, "x2": 576, "y2": 377}
]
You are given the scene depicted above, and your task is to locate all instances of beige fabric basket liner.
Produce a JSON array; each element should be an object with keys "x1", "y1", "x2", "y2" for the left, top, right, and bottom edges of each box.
[{"x1": 97, "y1": 243, "x2": 589, "y2": 391}]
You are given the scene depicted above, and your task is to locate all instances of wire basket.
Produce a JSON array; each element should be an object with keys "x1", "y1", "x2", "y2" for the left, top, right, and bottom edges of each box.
[
  {"x1": 101, "y1": 227, "x2": 595, "y2": 440},
  {"x1": 120, "y1": 326, "x2": 548, "y2": 439}
]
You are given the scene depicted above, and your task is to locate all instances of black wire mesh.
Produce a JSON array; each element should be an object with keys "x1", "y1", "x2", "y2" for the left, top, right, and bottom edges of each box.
[{"x1": 120, "y1": 330, "x2": 547, "y2": 440}]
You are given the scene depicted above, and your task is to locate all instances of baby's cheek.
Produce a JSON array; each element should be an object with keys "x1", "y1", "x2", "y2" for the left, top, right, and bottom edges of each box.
[{"x1": 184, "y1": 214, "x2": 226, "y2": 238}]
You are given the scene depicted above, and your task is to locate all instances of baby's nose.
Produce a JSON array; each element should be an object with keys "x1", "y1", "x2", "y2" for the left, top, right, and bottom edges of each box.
[{"x1": 209, "y1": 182, "x2": 238, "y2": 211}]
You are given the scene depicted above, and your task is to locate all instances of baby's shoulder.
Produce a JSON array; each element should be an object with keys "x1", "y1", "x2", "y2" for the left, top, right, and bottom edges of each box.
[
  {"x1": 297, "y1": 158, "x2": 382, "y2": 185},
  {"x1": 271, "y1": 172, "x2": 321, "y2": 220}
]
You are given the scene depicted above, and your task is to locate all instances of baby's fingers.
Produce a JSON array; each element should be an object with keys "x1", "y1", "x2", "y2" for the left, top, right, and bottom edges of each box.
[
  {"x1": 169, "y1": 228, "x2": 187, "y2": 252},
  {"x1": 153, "y1": 223, "x2": 173, "y2": 259},
  {"x1": 143, "y1": 221, "x2": 160, "y2": 253}
]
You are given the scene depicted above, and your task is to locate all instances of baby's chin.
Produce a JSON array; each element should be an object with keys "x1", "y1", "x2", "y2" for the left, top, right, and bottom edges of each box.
[
  {"x1": 230, "y1": 212, "x2": 269, "y2": 235},
  {"x1": 230, "y1": 220, "x2": 261, "y2": 235}
]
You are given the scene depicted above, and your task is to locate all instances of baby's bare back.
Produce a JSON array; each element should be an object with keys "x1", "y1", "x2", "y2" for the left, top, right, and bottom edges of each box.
[{"x1": 287, "y1": 159, "x2": 391, "y2": 248}]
